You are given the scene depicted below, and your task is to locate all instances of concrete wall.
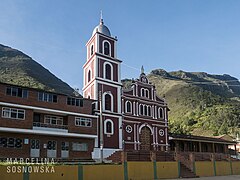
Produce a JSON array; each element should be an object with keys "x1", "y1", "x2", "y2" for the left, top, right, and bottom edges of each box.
[
  {"x1": 128, "y1": 162, "x2": 154, "y2": 180},
  {"x1": 232, "y1": 161, "x2": 240, "y2": 175},
  {"x1": 215, "y1": 161, "x2": 231, "y2": 176},
  {"x1": 195, "y1": 161, "x2": 215, "y2": 177},
  {"x1": 156, "y1": 162, "x2": 179, "y2": 179},
  {"x1": 0, "y1": 161, "x2": 239, "y2": 180},
  {"x1": 196, "y1": 161, "x2": 240, "y2": 177},
  {"x1": 83, "y1": 164, "x2": 124, "y2": 180}
]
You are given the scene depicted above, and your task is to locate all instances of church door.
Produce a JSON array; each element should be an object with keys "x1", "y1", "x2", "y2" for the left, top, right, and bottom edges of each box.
[{"x1": 140, "y1": 126, "x2": 151, "y2": 151}]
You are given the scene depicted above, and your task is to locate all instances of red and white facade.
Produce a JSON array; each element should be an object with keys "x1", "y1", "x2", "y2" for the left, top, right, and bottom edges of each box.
[
  {"x1": 122, "y1": 72, "x2": 169, "y2": 151},
  {"x1": 83, "y1": 17, "x2": 169, "y2": 158},
  {"x1": 0, "y1": 17, "x2": 169, "y2": 161},
  {"x1": 0, "y1": 83, "x2": 98, "y2": 160},
  {"x1": 82, "y1": 18, "x2": 123, "y2": 158}
]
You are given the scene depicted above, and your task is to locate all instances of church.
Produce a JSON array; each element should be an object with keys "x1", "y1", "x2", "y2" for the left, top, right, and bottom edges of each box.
[{"x1": 82, "y1": 16, "x2": 169, "y2": 159}]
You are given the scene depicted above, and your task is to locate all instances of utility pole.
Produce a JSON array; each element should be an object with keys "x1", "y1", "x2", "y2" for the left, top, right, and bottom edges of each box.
[{"x1": 99, "y1": 91, "x2": 104, "y2": 163}]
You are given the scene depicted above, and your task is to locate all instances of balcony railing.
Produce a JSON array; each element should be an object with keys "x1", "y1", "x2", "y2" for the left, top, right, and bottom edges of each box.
[{"x1": 33, "y1": 122, "x2": 68, "y2": 130}]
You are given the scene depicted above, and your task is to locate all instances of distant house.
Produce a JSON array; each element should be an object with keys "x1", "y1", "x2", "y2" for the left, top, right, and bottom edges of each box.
[{"x1": 169, "y1": 133, "x2": 236, "y2": 154}]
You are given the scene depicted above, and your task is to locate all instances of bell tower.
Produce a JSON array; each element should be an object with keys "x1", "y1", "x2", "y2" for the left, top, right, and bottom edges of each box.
[{"x1": 83, "y1": 14, "x2": 122, "y2": 158}]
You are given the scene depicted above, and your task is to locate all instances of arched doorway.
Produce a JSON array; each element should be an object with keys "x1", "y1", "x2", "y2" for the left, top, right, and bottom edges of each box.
[{"x1": 140, "y1": 126, "x2": 151, "y2": 151}]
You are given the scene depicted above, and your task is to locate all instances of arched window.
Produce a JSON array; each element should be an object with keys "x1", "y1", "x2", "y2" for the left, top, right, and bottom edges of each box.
[
  {"x1": 87, "y1": 70, "x2": 91, "y2": 83},
  {"x1": 144, "y1": 105, "x2": 148, "y2": 116},
  {"x1": 90, "y1": 45, "x2": 94, "y2": 56},
  {"x1": 158, "y1": 108, "x2": 164, "y2": 119},
  {"x1": 105, "y1": 64, "x2": 111, "y2": 80},
  {"x1": 148, "y1": 106, "x2": 151, "y2": 116},
  {"x1": 104, "y1": 119, "x2": 114, "y2": 135},
  {"x1": 141, "y1": 88, "x2": 145, "y2": 97},
  {"x1": 106, "y1": 121, "x2": 112, "y2": 133},
  {"x1": 103, "y1": 41, "x2": 110, "y2": 55},
  {"x1": 145, "y1": 89, "x2": 149, "y2": 98},
  {"x1": 126, "y1": 101, "x2": 132, "y2": 113},
  {"x1": 139, "y1": 104, "x2": 144, "y2": 115},
  {"x1": 105, "y1": 94, "x2": 112, "y2": 111}
]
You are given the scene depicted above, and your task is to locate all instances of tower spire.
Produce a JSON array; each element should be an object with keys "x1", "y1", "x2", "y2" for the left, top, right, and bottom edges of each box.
[
  {"x1": 141, "y1": 65, "x2": 145, "y2": 74},
  {"x1": 100, "y1": 10, "x2": 104, "y2": 25}
]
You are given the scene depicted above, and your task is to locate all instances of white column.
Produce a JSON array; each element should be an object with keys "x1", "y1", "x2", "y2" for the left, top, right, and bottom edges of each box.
[
  {"x1": 119, "y1": 116, "x2": 123, "y2": 149},
  {"x1": 134, "y1": 124, "x2": 137, "y2": 150},
  {"x1": 155, "y1": 106, "x2": 157, "y2": 119},
  {"x1": 122, "y1": 99, "x2": 124, "y2": 113},
  {"x1": 118, "y1": 87, "x2": 121, "y2": 113},
  {"x1": 136, "y1": 84, "x2": 138, "y2": 96},
  {"x1": 151, "y1": 87, "x2": 154, "y2": 100},
  {"x1": 137, "y1": 124, "x2": 140, "y2": 150},
  {"x1": 133, "y1": 101, "x2": 136, "y2": 115},
  {"x1": 136, "y1": 102, "x2": 139, "y2": 116},
  {"x1": 152, "y1": 105, "x2": 154, "y2": 119}
]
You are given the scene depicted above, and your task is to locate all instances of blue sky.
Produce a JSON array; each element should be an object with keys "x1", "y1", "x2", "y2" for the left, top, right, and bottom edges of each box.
[{"x1": 1, "y1": 0, "x2": 240, "y2": 92}]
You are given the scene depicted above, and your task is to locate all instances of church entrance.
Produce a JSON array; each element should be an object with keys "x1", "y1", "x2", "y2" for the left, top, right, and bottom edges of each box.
[{"x1": 140, "y1": 126, "x2": 151, "y2": 151}]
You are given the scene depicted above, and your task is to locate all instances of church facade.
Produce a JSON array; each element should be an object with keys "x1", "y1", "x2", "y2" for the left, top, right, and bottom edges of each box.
[
  {"x1": 0, "y1": 16, "x2": 169, "y2": 161},
  {"x1": 82, "y1": 17, "x2": 169, "y2": 158}
]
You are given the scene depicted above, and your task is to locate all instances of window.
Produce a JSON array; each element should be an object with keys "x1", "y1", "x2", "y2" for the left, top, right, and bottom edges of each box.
[
  {"x1": 31, "y1": 139, "x2": 40, "y2": 149},
  {"x1": 144, "y1": 106, "x2": 148, "y2": 116},
  {"x1": 38, "y1": 92, "x2": 57, "y2": 103},
  {"x1": 141, "y1": 88, "x2": 149, "y2": 98},
  {"x1": 72, "y1": 142, "x2": 88, "y2": 151},
  {"x1": 158, "y1": 108, "x2": 164, "y2": 119},
  {"x1": 6, "y1": 87, "x2": 28, "y2": 98},
  {"x1": 146, "y1": 89, "x2": 149, "y2": 98},
  {"x1": 104, "y1": 119, "x2": 114, "y2": 135},
  {"x1": 47, "y1": 141, "x2": 56, "y2": 150},
  {"x1": 90, "y1": 44, "x2": 94, "y2": 56},
  {"x1": 15, "y1": 138, "x2": 22, "y2": 148},
  {"x1": 8, "y1": 138, "x2": 14, "y2": 148},
  {"x1": 126, "y1": 101, "x2": 132, "y2": 113},
  {"x1": 44, "y1": 115, "x2": 63, "y2": 125},
  {"x1": 147, "y1": 106, "x2": 151, "y2": 116},
  {"x1": 0, "y1": 137, "x2": 7, "y2": 147},
  {"x1": 88, "y1": 70, "x2": 91, "y2": 83},
  {"x1": 105, "y1": 94, "x2": 112, "y2": 111},
  {"x1": 105, "y1": 64, "x2": 112, "y2": 80},
  {"x1": 139, "y1": 104, "x2": 144, "y2": 115},
  {"x1": 103, "y1": 41, "x2": 110, "y2": 55},
  {"x1": 75, "y1": 117, "x2": 92, "y2": 127},
  {"x1": 0, "y1": 137, "x2": 22, "y2": 149},
  {"x1": 2, "y1": 107, "x2": 25, "y2": 120},
  {"x1": 67, "y1": 97, "x2": 83, "y2": 107},
  {"x1": 61, "y1": 142, "x2": 69, "y2": 151},
  {"x1": 141, "y1": 88, "x2": 145, "y2": 97}
]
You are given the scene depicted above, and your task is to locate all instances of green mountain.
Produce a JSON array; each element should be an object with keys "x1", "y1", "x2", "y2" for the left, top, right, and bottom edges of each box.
[
  {"x1": 123, "y1": 69, "x2": 240, "y2": 137},
  {"x1": 0, "y1": 44, "x2": 75, "y2": 95}
]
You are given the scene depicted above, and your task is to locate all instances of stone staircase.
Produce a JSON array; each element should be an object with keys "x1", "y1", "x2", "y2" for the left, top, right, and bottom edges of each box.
[
  {"x1": 106, "y1": 151, "x2": 123, "y2": 163},
  {"x1": 180, "y1": 162, "x2": 198, "y2": 178}
]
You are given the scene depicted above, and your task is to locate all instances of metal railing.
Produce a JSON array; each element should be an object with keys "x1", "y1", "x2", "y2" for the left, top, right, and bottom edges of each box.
[{"x1": 33, "y1": 122, "x2": 68, "y2": 130}]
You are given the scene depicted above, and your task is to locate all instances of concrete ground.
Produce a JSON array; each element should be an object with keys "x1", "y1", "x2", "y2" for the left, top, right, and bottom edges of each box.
[{"x1": 168, "y1": 175, "x2": 240, "y2": 180}]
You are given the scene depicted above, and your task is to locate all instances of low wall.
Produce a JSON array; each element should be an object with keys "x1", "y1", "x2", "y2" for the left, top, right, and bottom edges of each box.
[
  {"x1": 196, "y1": 161, "x2": 240, "y2": 177},
  {"x1": 232, "y1": 161, "x2": 240, "y2": 175},
  {"x1": 215, "y1": 161, "x2": 231, "y2": 176},
  {"x1": 127, "y1": 162, "x2": 154, "y2": 180},
  {"x1": 195, "y1": 161, "x2": 215, "y2": 177},
  {"x1": 83, "y1": 164, "x2": 124, "y2": 180},
  {"x1": 156, "y1": 162, "x2": 179, "y2": 179},
  {"x1": 0, "y1": 161, "x2": 239, "y2": 180}
]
